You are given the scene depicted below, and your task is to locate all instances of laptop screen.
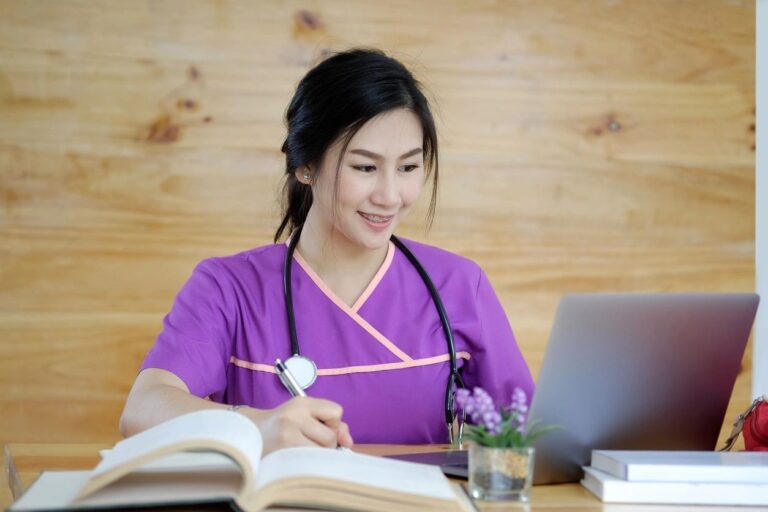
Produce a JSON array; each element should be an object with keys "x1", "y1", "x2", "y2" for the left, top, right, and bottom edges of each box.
[{"x1": 528, "y1": 293, "x2": 759, "y2": 484}]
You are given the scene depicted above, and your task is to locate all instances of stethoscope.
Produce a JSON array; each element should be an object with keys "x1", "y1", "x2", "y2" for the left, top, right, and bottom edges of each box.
[{"x1": 282, "y1": 225, "x2": 466, "y2": 445}]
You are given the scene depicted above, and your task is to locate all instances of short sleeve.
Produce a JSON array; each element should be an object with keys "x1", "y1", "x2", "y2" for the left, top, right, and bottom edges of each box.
[
  {"x1": 461, "y1": 267, "x2": 535, "y2": 406},
  {"x1": 141, "y1": 260, "x2": 234, "y2": 398}
]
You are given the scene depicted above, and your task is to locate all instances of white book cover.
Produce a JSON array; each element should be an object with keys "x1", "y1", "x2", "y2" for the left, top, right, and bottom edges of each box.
[
  {"x1": 590, "y1": 450, "x2": 768, "y2": 483},
  {"x1": 581, "y1": 466, "x2": 768, "y2": 506}
]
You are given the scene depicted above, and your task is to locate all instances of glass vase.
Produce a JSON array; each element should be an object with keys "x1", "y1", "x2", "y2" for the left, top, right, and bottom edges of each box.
[{"x1": 468, "y1": 444, "x2": 535, "y2": 502}]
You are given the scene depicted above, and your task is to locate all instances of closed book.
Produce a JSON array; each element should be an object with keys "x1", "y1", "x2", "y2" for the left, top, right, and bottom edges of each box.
[
  {"x1": 9, "y1": 410, "x2": 474, "y2": 512},
  {"x1": 590, "y1": 450, "x2": 768, "y2": 483},
  {"x1": 581, "y1": 466, "x2": 768, "y2": 506}
]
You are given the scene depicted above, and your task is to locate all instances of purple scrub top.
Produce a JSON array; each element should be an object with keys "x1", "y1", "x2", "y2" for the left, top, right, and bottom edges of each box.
[{"x1": 141, "y1": 238, "x2": 534, "y2": 444}]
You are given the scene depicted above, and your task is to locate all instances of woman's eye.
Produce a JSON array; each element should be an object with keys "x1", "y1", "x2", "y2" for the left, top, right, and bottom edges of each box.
[
  {"x1": 401, "y1": 164, "x2": 420, "y2": 173},
  {"x1": 353, "y1": 165, "x2": 376, "y2": 173}
]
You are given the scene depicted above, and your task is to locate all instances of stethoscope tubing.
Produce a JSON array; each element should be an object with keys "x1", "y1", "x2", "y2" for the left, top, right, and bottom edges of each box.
[
  {"x1": 284, "y1": 228, "x2": 303, "y2": 357},
  {"x1": 389, "y1": 235, "x2": 466, "y2": 424}
]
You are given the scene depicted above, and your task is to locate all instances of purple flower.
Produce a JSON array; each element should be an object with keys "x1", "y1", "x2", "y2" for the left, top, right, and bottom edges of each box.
[
  {"x1": 455, "y1": 386, "x2": 534, "y2": 436},
  {"x1": 482, "y1": 410, "x2": 502, "y2": 434},
  {"x1": 508, "y1": 386, "x2": 529, "y2": 426},
  {"x1": 511, "y1": 387, "x2": 527, "y2": 411},
  {"x1": 454, "y1": 387, "x2": 505, "y2": 433},
  {"x1": 456, "y1": 385, "x2": 555, "y2": 448},
  {"x1": 455, "y1": 388, "x2": 471, "y2": 410}
]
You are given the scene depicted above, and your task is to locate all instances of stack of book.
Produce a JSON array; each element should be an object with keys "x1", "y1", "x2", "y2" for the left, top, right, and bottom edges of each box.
[{"x1": 581, "y1": 450, "x2": 768, "y2": 506}]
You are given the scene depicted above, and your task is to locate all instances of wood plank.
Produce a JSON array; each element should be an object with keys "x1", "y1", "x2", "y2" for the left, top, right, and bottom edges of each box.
[
  {"x1": 0, "y1": 52, "x2": 753, "y2": 163},
  {"x1": 1, "y1": 149, "x2": 754, "y2": 243}
]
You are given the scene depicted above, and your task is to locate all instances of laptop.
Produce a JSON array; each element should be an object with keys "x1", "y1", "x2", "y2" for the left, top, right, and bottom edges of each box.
[{"x1": 387, "y1": 293, "x2": 760, "y2": 484}]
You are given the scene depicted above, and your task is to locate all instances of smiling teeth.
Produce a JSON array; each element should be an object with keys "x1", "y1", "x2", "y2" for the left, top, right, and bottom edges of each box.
[{"x1": 361, "y1": 213, "x2": 391, "y2": 223}]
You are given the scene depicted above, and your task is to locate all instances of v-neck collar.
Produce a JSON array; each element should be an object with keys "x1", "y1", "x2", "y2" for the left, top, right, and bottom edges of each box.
[
  {"x1": 282, "y1": 236, "x2": 411, "y2": 362},
  {"x1": 287, "y1": 238, "x2": 396, "y2": 313}
]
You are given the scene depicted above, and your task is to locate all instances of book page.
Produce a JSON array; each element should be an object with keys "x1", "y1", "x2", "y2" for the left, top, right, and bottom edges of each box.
[
  {"x1": 10, "y1": 472, "x2": 91, "y2": 510},
  {"x1": 99, "y1": 450, "x2": 240, "y2": 473},
  {"x1": 10, "y1": 470, "x2": 241, "y2": 511},
  {"x1": 79, "y1": 410, "x2": 263, "y2": 501},
  {"x1": 255, "y1": 447, "x2": 457, "y2": 500}
]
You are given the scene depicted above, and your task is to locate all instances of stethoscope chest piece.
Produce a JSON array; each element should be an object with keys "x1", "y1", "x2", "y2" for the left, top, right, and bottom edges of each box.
[{"x1": 284, "y1": 355, "x2": 317, "y2": 390}]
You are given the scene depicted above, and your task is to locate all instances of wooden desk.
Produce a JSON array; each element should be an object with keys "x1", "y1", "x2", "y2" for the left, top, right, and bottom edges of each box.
[{"x1": 2, "y1": 443, "x2": 762, "y2": 512}]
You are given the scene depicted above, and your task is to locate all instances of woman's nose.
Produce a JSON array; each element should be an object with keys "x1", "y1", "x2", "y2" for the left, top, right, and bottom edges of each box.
[{"x1": 371, "y1": 170, "x2": 400, "y2": 207}]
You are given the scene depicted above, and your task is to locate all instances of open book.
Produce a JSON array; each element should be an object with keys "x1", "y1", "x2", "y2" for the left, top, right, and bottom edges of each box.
[{"x1": 10, "y1": 410, "x2": 473, "y2": 512}]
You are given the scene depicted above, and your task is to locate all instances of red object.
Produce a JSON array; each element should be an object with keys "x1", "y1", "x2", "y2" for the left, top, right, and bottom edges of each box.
[{"x1": 743, "y1": 399, "x2": 768, "y2": 451}]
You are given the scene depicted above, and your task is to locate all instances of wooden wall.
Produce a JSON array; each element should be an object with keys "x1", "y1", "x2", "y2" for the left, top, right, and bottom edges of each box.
[{"x1": 0, "y1": 0, "x2": 755, "y2": 449}]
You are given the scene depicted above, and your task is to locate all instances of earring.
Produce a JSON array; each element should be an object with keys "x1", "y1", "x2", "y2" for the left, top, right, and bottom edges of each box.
[{"x1": 303, "y1": 172, "x2": 312, "y2": 184}]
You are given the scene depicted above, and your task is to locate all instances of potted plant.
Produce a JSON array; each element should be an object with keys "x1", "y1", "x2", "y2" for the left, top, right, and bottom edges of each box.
[{"x1": 456, "y1": 386, "x2": 557, "y2": 502}]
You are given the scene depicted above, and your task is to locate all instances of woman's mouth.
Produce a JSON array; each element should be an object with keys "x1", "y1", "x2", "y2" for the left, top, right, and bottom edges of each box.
[{"x1": 358, "y1": 212, "x2": 395, "y2": 230}]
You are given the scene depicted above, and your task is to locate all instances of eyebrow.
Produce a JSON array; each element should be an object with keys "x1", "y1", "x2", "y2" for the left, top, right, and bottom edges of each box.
[{"x1": 348, "y1": 148, "x2": 423, "y2": 160}]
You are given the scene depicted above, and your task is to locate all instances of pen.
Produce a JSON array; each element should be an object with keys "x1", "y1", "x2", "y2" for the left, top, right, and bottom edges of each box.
[
  {"x1": 275, "y1": 358, "x2": 307, "y2": 398},
  {"x1": 275, "y1": 358, "x2": 349, "y2": 451}
]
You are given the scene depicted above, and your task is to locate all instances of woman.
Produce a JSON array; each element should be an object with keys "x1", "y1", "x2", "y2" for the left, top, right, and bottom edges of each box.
[{"x1": 120, "y1": 48, "x2": 534, "y2": 454}]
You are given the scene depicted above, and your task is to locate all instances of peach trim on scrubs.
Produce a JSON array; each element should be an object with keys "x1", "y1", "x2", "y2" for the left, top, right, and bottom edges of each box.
[
  {"x1": 290, "y1": 241, "x2": 411, "y2": 362},
  {"x1": 230, "y1": 351, "x2": 471, "y2": 376},
  {"x1": 351, "y1": 243, "x2": 395, "y2": 312}
]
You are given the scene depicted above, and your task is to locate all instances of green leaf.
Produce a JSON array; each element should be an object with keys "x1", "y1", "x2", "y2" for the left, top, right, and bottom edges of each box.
[{"x1": 462, "y1": 421, "x2": 561, "y2": 448}]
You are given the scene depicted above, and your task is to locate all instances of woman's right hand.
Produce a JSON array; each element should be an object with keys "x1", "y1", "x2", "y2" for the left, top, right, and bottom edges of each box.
[
  {"x1": 240, "y1": 397, "x2": 354, "y2": 455},
  {"x1": 120, "y1": 369, "x2": 353, "y2": 454}
]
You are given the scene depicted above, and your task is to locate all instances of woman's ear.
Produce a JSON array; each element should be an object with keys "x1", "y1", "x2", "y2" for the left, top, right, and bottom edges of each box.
[{"x1": 294, "y1": 166, "x2": 313, "y2": 185}]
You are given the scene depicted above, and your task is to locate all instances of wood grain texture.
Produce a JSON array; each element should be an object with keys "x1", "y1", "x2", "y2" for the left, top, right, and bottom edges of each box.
[{"x1": 0, "y1": 0, "x2": 755, "y2": 450}]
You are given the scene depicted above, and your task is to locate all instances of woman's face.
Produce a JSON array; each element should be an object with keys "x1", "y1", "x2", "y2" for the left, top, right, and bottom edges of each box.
[{"x1": 300, "y1": 108, "x2": 425, "y2": 251}]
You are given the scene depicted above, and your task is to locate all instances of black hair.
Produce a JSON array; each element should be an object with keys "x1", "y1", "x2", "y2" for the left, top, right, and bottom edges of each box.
[{"x1": 274, "y1": 48, "x2": 439, "y2": 242}]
